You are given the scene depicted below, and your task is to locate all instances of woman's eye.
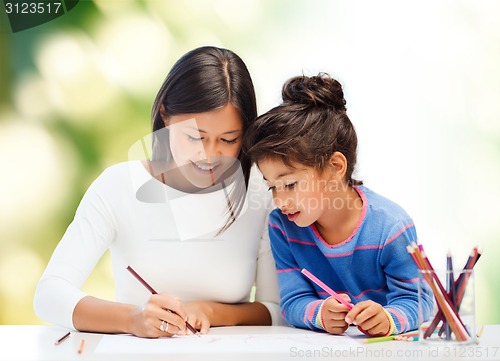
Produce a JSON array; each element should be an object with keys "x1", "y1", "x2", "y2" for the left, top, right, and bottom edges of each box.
[
  {"x1": 267, "y1": 186, "x2": 276, "y2": 192},
  {"x1": 285, "y1": 182, "x2": 297, "y2": 189},
  {"x1": 187, "y1": 134, "x2": 202, "y2": 142},
  {"x1": 221, "y1": 137, "x2": 239, "y2": 144}
]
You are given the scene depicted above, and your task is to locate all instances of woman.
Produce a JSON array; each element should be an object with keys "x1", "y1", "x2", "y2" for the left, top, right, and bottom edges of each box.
[{"x1": 34, "y1": 46, "x2": 282, "y2": 338}]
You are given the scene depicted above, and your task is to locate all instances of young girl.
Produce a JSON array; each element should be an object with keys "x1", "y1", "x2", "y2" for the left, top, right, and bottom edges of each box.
[
  {"x1": 34, "y1": 46, "x2": 283, "y2": 338},
  {"x1": 244, "y1": 73, "x2": 433, "y2": 337}
]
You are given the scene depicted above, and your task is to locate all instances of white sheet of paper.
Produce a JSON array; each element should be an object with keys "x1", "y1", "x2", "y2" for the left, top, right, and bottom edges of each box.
[{"x1": 95, "y1": 331, "x2": 362, "y2": 354}]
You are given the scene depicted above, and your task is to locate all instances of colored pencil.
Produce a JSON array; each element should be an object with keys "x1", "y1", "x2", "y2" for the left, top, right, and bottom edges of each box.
[
  {"x1": 454, "y1": 248, "x2": 480, "y2": 307},
  {"x1": 447, "y1": 250, "x2": 456, "y2": 307},
  {"x1": 403, "y1": 335, "x2": 419, "y2": 342},
  {"x1": 365, "y1": 335, "x2": 396, "y2": 343},
  {"x1": 54, "y1": 331, "x2": 70, "y2": 345},
  {"x1": 424, "y1": 247, "x2": 480, "y2": 338},
  {"x1": 476, "y1": 324, "x2": 484, "y2": 338},
  {"x1": 301, "y1": 268, "x2": 353, "y2": 310},
  {"x1": 365, "y1": 331, "x2": 419, "y2": 344},
  {"x1": 77, "y1": 339, "x2": 85, "y2": 354},
  {"x1": 126, "y1": 265, "x2": 199, "y2": 337},
  {"x1": 425, "y1": 249, "x2": 475, "y2": 338},
  {"x1": 408, "y1": 244, "x2": 469, "y2": 341},
  {"x1": 420, "y1": 247, "x2": 468, "y2": 341}
]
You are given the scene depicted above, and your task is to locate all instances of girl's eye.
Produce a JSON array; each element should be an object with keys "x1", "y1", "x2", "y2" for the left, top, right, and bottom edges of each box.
[
  {"x1": 285, "y1": 182, "x2": 297, "y2": 189},
  {"x1": 187, "y1": 134, "x2": 202, "y2": 142},
  {"x1": 267, "y1": 185, "x2": 276, "y2": 192},
  {"x1": 221, "y1": 137, "x2": 239, "y2": 144}
]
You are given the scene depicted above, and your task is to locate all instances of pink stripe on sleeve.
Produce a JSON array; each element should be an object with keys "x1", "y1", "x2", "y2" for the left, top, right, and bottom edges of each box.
[
  {"x1": 384, "y1": 223, "x2": 414, "y2": 246},
  {"x1": 304, "y1": 300, "x2": 322, "y2": 324},
  {"x1": 385, "y1": 307, "x2": 407, "y2": 332}
]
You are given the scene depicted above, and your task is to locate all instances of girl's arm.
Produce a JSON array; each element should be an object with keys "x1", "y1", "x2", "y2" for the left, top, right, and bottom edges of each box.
[{"x1": 268, "y1": 211, "x2": 325, "y2": 331}]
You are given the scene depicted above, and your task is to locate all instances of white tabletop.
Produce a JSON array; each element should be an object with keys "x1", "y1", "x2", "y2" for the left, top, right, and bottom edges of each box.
[{"x1": 0, "y1": 325, "x2": 498, "y2": 361}]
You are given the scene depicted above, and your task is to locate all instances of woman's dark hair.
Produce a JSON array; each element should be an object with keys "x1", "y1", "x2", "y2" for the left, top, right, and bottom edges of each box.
[
  {"x1": 151, "y1": 46, "x2": 257, "y2": 233},
  {"x1": 244, "y1": 73, "x2": 362, "y2": 186}
]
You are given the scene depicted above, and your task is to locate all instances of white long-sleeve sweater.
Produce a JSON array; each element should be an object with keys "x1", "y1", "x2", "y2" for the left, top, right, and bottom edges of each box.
[{"x1": 34, "y1": 161, "x2": 282, "y2": 329}]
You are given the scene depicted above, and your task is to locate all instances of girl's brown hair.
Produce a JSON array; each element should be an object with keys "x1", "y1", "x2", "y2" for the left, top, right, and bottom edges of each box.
[{"x1": 244, "y1": 73, "x2": 362, "y2": 185}]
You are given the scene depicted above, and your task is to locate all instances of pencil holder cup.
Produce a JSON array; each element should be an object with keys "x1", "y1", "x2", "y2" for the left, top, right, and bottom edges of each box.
[{"x1": 418, "y1": 269, "x2": 476, "y2": 344}]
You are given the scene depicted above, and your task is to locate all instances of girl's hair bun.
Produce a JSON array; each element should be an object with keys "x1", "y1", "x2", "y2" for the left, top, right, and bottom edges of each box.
[{"x1": 282, "y1": 73, "x2": 346, "y2": 111}]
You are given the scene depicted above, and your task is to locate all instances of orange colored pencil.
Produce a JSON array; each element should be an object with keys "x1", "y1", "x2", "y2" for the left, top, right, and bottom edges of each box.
[{"x1": 77, "y1": 339, "x2": 85, "y2": 354}]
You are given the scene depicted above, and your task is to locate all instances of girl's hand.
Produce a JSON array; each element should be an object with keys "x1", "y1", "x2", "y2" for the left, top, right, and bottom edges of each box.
[
  {"x1": 128, "y1": 293, "x2": 188, "y2": 338},
  {"x1": 320, "y1": 294, "x2": 351, "y2": 335},
  {"x1": 179, "y1": 301, "x2": 213, "y2": 335},
  {"x1": 345, "y1": 300, "x2": 391, "y2": 336}
]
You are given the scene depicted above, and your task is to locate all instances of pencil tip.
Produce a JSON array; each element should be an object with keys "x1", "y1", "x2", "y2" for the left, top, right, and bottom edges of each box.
[{"x1": 476, "y1": 324, "x2": 484, "y2": 338}]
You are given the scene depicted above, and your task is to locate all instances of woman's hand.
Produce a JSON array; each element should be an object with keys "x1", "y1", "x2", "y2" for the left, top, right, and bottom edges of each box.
[
  {"x1": 345, "y1": 300, "x2": 391, "y2": 337},
  {"x1": 179, "y1": 301, "x2": 214, "y2": 335},
  {"x1": 320, "y1": 294, "x2": 351, "y2": 335},
  {"x1": 128, "y1": 293, "x2": 188, "y2": 338}
]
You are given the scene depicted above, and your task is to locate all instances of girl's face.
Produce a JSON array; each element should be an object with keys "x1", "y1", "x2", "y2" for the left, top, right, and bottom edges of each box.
[
  {"x1": 164, "y1": 103, "x2": 243, "y2": 189},
  {"x1": 258, "y1": 158, "x2": 344, "y2": 227}
]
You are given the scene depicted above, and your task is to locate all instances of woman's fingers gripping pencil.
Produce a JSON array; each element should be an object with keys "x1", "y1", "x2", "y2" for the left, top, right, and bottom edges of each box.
[
  {"x1": 126, "y1": 266, "x2": 200, "y2": 337},
  {"x1": 301, "y1": 268, "x2": 353, "y2": 309}
]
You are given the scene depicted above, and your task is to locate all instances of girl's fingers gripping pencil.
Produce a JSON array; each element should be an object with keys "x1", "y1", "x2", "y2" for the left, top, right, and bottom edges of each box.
[{"x1": 301, "y1": 268, "x2": 353, "y2": 309}]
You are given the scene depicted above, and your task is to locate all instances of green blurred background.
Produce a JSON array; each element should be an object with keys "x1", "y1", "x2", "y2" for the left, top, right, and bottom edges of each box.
[{"x1": 1, "y1": 0, "x2": 499, "y2": 326}]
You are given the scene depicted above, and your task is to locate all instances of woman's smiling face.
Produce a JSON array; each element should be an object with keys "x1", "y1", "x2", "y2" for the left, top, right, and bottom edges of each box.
[{"x1": 164, "y1": 103, "x2": 243, "y2": 189}]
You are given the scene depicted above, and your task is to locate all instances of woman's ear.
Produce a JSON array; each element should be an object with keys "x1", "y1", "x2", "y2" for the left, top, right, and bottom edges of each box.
[
  {"x1": 328, "y1": 151, "x2": 348, "y2": 179},
  {"x1": 160, "y1": 104, "x2": 169, "y2": 127}
]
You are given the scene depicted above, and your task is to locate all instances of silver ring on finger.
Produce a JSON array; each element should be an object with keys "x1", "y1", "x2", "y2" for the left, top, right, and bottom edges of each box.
[{"x1": 160, "y1": 320, "x2": 166, "y2": 332}]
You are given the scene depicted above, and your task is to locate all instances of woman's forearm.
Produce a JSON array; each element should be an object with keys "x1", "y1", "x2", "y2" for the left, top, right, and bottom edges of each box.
[
  {"x1": 73, "y1": 296, "x2": 136, "y2": 334},
  {"x1": 74, "y1": 297, "x2": 272, "y2": 336},
  {"x1": 200, "y1": 301, "x2": 272, "y2": 326}
]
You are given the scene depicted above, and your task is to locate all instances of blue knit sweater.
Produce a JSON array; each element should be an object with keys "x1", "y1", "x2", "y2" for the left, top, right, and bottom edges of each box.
[{"x1": 268, "y1": 185, "x2": 434, "y2": 334}]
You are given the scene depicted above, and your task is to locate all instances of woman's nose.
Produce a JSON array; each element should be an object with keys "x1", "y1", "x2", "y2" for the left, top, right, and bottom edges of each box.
[{"x1": 201, "y1": 141, "x2": 220, "y2": 160}]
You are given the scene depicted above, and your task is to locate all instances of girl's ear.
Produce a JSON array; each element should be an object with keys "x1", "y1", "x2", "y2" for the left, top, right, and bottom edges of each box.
[
  {"x1": 160, "y1": 104, "x2": 169, "y2": 127},
  {"x1": 328, "y1": 151, "x2": 348, "y2": 179}
]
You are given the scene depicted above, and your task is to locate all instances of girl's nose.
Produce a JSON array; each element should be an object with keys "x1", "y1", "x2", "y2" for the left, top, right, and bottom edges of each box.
[{"x1": 275, "y1": 196, "x2": 291, "y2": 211}]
